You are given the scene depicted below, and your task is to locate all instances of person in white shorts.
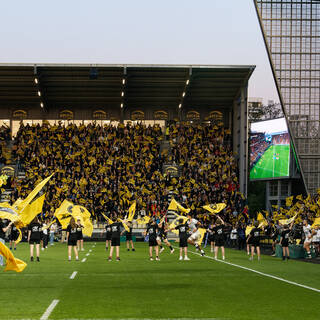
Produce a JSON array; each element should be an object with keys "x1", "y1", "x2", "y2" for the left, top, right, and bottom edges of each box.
[
  {"x1": 187, "y1": 214, "x2": 205, "y2": 256},
  {"x1": 303, "y1": 220, "x2": 312, "y2": 258}
]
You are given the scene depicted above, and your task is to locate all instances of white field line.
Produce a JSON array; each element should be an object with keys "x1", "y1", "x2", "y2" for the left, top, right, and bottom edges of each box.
[
  {"x1": 180, "y1": 247, "x2": 320, "y2": 294},
  {"x1": 81, "y1": 258, "x2": 86, "y2": 263},
  {"x1": 86, "y1": 253, "x2": 90, "y2": 256},
  {"x1": 39, "y1": 299, "x2": 59, "y2": 320},
  {"x1": 89, "y1": 249, "x2": 92, "y2": 253},
  {"x1": 36, "y1": 318, "x2": 225, "y2": 320},
  {"x1": 69, "y1": 271, "x2": 77, "y2": 280}
]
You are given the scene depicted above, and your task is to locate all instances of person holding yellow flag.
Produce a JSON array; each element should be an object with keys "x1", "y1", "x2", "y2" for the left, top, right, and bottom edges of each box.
[
  {"x1": 66, "y1": 217, "x2": 79, "y2": 261},
  {"x1": 280, "y1": 221, "x2": 294, "y2": 261},
  {"x1": 170, "y1": 218, "x2": 190, "y2": 261},
  {"x1": 27, "y1": 217, "x2": 41, "y2": 262},
  {"x1": 108, "y1": 216, "x2": 122, "y2": 261},
  {"x1": 103, "y1": 222, "x2": 112, "y2": 251},
  {"x1": 121, "y1": 221, "x2": 135, "y2": 252},
  {"x1": 212, "y1": 216, "x2": 226, "y2": 260},
  {"x1": 145, "y1": 218, "x2": 160, "y2": 261},
  {"x1": 247, "y1": 221, "x2": 264, "y2": 261}
]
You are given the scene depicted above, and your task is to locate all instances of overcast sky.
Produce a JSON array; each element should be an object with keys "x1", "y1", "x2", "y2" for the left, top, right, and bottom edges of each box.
[{"x1": 0, "y1": 0, "x2": 279, "y2": 104}]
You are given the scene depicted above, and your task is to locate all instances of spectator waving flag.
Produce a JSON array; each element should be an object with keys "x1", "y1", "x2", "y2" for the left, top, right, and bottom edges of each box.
[
  {"x1": 168, "y1": 198, "x2": 190, "y2": 214},
  {"x1": 127, "y1": 201, "x2": 136, "y2": 222},
  {"x1": 202, "y1": 203, "x2": 226, "y2": 214}
]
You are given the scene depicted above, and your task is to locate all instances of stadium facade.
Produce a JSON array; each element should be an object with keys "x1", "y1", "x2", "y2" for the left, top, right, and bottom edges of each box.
[
  {"x1": 0, "y1": 64, "x2": 254, "y2": 197},
  {"x1": 254, "y1": 0, "x2": 320, "y2": 194}
]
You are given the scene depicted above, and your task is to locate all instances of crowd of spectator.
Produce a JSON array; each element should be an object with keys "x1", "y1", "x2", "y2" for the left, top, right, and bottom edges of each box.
[
  {"x1": 272, "y1": 133, "x2": 290, "y2": 145},
  {"x1": 0, "y1": 125, "x2": 11, "y2": 165},
  {"x1": 168, "y1": 123, "x2": 245, "y2": 225},
  {"x1": 9, "y1": 121, "x2": 246, "y2": 225}
]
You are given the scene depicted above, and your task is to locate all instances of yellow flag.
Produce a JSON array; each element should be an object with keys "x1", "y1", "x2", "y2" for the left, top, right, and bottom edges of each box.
[
  {"x1": 305, "y1": 194, "x2": 311, "y2": 203},
  {"x1": 196, "y1": 228, "x2": 207, "y2": 246},
  {"x1": 41, "y1": 218, "x2": 56, "y2": 230},
  {"x1": 279, "y1": 214, "x2": 298, "y2": 226},
  {"x1": 19, "y1": 193, "x2": 46, "y2": 226},
  {"x1": 311, "y1": 217, "x2": 320, "y2": 228},
  {"x1": 168, "y1": 198, "x2": 190, "y2": 214},
  {"x1": 73, "y1": 205, "x2": 91, "y2": 219},
  {"x1": 203, "y1": 203, "x2": 226, "y2": 214},
  {"x1": 136, "y1": 216, "x2": 150, "y2": 225},
  {"x1": 0, "y1": 241, "x2": 27, "y2": 272},
  {"x1": 0, "y1": 203, "x2": 21, "y2": 223},
  {"x1": 12, "y1": 198, "x2": 23, "y2": 211},
  {"x1": 286, "y1": 196, "x2": 294, "y2": 207},
  {"x1": 119, "y1": 219, "x2": 130, "y2": 232},
  {"x1": 127, "y1": 201, "x2": 136, "y2": 222},
  {"x1": 169, "y1": 215, "x2": 188, "y2": 235},
  {"x1": 18, "y1": 174, "x2": 54, "y2": 212},
  {"x1": 73, "y1": 206, "x2": 93, "y2": 237},
  {"x1": 257, "y1": 212, "x2": 268, "y2": 227},
  {"x1": 100, "y1": 211, "x2": 114, "y2": 225},
  {"x1": 245, "y1": 225, "x2": 254, "y2": 236},
  {"x1": 55, "y1": 201, "x2": 93, "y2": 237},
  {"x1": 54, "y1": 200, "x2": 74, "y2": 229},
  {"x1": 296, "y1": 194, "x2": 303, "y2": 201}
]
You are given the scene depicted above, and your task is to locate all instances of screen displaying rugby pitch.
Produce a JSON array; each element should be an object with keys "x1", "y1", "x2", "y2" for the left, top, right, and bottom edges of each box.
[{"x1": 249, "y1": 118, "x2": 290, "y2": 180}]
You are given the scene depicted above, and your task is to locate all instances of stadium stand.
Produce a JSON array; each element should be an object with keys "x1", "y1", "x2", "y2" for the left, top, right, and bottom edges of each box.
[{"x1": 9, "y1": 121, "x2": 246, "y2": 226}]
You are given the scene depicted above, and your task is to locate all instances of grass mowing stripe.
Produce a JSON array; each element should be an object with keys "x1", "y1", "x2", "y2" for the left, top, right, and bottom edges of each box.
[
  {"x1": 182, "y1": 247, "x2": 320, "y2": 294},
  {"x1": 40, "y1": 299, "x2": 59, "y2": 320},
  {"x1": 81, "y1": 258, "x2": 86, "y2": 263},
  {"x1": 69, "y1": 271, "x2": 77, "y2": 280}
]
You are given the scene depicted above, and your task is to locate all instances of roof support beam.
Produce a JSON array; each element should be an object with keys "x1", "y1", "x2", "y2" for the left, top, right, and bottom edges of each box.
[
  {"x1": 120, "y1": 67, "x2": 127, "y2": 123},
  {"x1": 178, "y1": 67, "x2": 192, "y2": 121},
  {"x1": 33, "y1": 66, "x2": 46, "y2": 111}
]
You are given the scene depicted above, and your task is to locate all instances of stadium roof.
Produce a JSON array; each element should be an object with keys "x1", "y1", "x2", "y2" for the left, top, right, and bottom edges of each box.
[{"x1": 0, "y1": 64, "x2": 255, "y2": 110}]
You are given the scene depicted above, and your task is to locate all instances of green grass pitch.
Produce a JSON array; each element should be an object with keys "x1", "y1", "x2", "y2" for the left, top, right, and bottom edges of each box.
[
  {"x1": 250, "y1": 144, "x2": 290, "y2": 180},
  {"x1": 1, "y1": 242, "x2": 319, "y2": 320}
]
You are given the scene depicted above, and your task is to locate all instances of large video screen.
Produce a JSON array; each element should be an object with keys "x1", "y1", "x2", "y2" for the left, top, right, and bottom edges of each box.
[{"x1": 249, "y1": 118, "x2": 290, "y2": 180}]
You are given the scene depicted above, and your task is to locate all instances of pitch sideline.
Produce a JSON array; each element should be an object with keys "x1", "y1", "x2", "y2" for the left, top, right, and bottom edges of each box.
[{"x1": 179, "y1": 247, "x2": 320, "y2": 294}]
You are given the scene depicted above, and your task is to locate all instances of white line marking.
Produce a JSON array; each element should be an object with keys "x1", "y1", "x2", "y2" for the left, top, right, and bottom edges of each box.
[
  {"x1": 69, "y1": 271, "x2": 77, "y2": 279},
  {"x1": 40, "y1": 299, "x2": 59, "y2": 320},
  {"x1": 182, "y1": 247, "x2": 320, "y2": 294},
  {"x1": 36, "y1": 318, "x2": 225, "y2": 320},
  {"x1": 86, "y1": 253, "x2": 90, "y2": 256},
  {"x1": 81, "y1": 258, "x2": 86, "y2": 263},
  {"x1": 89, "y1": 249, "x2": 92, "y2": 252}
]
